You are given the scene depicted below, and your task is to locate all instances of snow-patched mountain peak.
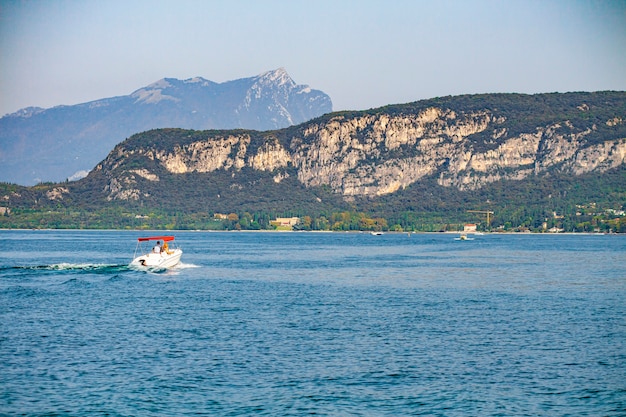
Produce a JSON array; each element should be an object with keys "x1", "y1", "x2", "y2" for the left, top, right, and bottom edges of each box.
[
  {"x1": 131, "y1": 70, "x2": 299, "y2": 105},
  {"x1": 256, "y1": 68, "x2": 296, "y2": 88}
]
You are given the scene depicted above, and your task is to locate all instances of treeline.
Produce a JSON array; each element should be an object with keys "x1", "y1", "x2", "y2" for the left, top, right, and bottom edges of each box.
[
  {"x1": 0, "y1": 208, "x2": 390, "y2": 231},
  {"x1": 2, "y1": 206, "x2": 625, "y2": 233}
]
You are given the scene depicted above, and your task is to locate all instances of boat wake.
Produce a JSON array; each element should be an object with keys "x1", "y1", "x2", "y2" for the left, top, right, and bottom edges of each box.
[
  {"x1": 5, "y1": 263, "x2": 131, "y2": 274},
  {"x1": 174, "y1": 262, "x2": 200, "y2": 269},
  {"x1": 3, "y1": 261, "x2": 198, "y2": 277}
]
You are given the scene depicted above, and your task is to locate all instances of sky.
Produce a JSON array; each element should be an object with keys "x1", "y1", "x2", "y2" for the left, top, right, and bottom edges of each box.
[{"x1": 0, "y1": 0, "x2": 625, "y2": 116}]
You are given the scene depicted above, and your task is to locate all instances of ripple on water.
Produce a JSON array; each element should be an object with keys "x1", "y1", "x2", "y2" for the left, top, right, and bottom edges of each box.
[{"x1": 0, "y1": 231, "x2": 625, "y2": 415}]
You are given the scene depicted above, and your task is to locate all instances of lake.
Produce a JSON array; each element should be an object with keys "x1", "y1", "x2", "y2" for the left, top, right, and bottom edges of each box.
[{"x1": 1, "y1": 230, "x2": 625, "y2": 416}]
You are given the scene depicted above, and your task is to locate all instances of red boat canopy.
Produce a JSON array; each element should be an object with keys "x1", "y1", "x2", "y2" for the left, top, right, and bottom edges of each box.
[{"x1": 137, "y1": 236, "x2": 175, "y2": 242}]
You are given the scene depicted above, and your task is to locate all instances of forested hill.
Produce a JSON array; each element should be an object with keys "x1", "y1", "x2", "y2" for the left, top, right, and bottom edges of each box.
[{"x1": 2, "y1": 91, "x2": 625, "y2": 232}]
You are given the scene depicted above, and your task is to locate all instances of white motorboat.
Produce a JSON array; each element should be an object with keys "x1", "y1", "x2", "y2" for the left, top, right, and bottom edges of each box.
[{"x1": 130, "y1": 236, "x2": 183, "y2": 269}]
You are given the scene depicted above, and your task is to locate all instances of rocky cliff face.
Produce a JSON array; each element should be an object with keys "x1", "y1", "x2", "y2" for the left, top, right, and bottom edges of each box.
[{"x1": 94, "y1": 92, "x2": 626, "y2": 202}]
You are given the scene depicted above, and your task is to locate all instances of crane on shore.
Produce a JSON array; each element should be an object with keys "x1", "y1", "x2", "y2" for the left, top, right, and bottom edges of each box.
[{"x1": 467, "y1": 210, "x2": 494, "y2": 229}]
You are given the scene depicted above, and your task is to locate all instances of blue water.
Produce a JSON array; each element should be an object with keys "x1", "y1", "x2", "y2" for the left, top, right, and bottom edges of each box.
[{"x1": 1, "y1": 230, "x2": 625, "y2": 416}]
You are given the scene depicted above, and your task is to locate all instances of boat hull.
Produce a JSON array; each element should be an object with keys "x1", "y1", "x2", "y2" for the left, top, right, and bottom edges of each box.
[{"x1": 130, "y1": 249, "x2": 183, "y2": 269}]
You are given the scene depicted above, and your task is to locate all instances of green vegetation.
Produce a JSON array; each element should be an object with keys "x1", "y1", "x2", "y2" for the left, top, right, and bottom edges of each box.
[
  {"x1": 3, "y1": 205, "x2": 624, "y2": 233},
  {"x1": 3, "y1": 166, "x2": 625, "y2": 233}
]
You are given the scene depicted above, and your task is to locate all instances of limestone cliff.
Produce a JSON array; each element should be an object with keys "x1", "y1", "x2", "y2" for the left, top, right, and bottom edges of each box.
[{"x1": 95, "y1": 92, "x2": 626, "y2": 202}]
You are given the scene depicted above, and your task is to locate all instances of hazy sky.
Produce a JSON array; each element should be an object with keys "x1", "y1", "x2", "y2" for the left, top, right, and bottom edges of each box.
[{"x1": 1, "y1": 0, "x2": 625, "y2": 116}]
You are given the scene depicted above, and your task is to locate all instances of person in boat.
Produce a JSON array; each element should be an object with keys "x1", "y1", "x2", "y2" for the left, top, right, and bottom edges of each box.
[
  {"x1": 153, "y1": 241, "x2": 162, "y2": 254},
  {"x1": 162, "y1": 241, "x2": 173, "y2": 255}
]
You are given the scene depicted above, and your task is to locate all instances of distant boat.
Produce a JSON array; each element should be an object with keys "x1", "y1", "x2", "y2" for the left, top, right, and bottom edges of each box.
[
  {"x1": 454, "y1": 233, "x2": 474, "y2": 241},
  {"x1": 371, "y1": 231, "x2": 384, "y2": 236},
  {"x1": 130, "y1": 236, "x2": 183, "y2": 269}
]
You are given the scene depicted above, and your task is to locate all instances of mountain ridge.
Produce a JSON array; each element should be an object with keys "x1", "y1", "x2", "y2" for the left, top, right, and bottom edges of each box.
[{"x1": 0, "y1": 68, "x2": 332, "y2": 185}]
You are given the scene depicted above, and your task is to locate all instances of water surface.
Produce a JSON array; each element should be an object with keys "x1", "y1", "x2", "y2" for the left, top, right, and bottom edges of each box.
[{"x1": 1, "y1": 231, "x2": 624, "y2": 416}]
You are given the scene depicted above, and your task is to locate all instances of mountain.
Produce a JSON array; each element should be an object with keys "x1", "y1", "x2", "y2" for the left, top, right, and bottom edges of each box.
[
  {"x1": 0, "y1": 68, "x2": 332, "y2": 186},
  {"x1": 2, "y1": 91, "x2": 625, "y2": 232}
]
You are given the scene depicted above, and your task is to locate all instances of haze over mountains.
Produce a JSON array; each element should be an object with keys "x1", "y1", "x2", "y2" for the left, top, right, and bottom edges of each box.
[{"x1": 0, "y1": 68, "x2": 332, "y2": 186}]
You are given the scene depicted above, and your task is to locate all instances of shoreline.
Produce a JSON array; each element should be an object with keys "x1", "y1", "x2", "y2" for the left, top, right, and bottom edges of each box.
[{"x1": 1, "y1": 228, "x2": 621, "y2": 236}]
